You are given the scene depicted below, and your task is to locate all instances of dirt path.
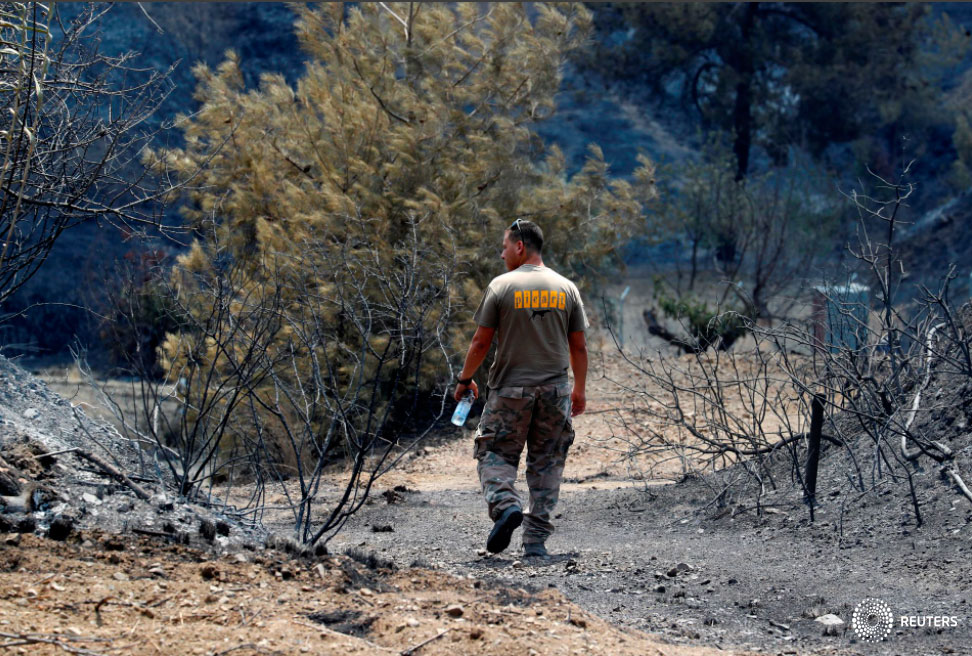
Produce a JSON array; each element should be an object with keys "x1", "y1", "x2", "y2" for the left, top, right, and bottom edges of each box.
[{"x1": 315, "y1": 348, "x2": 972, "y2": 656}]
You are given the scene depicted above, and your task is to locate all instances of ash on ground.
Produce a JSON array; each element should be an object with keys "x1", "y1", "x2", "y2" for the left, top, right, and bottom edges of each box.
[{"x1": 0, "y1": 355, "x2": 266, "y2": 553}]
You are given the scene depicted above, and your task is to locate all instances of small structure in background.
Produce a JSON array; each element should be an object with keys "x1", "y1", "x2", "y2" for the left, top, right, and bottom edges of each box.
[
  {"x1": 601, "y1": 285, "x2": 631, "y2": 349},
  {"x1": 812, "y1": 283, "x2": 870, "y2": 352},
  {"x1": 618, "y1": 285, "x2": 630, "y2": 349}
]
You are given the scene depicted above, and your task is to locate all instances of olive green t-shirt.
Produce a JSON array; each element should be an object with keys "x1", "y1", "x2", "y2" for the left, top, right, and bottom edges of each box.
[{"x1": 472, "y1": 264, "x2": 589, "y2": 389}]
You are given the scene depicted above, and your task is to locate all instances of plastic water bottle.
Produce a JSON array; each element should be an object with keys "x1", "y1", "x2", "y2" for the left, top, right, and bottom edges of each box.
[{"x1": 451, "y1": 391, "x2": 475, "y2": 426}]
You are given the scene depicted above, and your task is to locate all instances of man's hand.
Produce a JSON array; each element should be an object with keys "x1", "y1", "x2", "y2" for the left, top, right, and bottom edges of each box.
[
  {"x1": 570, "y1": 388, "x2": 586, "y2": 416},
  {"x1": 454, "y1": 379, "x2": 480, "y2": 402}
]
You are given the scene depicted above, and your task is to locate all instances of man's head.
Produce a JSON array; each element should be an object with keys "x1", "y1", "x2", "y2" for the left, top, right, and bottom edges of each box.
[{"x1": 501, "y1": 219, "x2": 543, "y2": 271}]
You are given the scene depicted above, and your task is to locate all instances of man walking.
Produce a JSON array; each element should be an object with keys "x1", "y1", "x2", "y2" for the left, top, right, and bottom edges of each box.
[{"x1": 453, "y1": 219, "x2": 588, "y2": 559}]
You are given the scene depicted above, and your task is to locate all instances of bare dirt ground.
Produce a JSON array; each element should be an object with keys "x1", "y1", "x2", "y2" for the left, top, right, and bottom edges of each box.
[{"x1": 0, "y1": 531, "x2": 750, "y2": 656}]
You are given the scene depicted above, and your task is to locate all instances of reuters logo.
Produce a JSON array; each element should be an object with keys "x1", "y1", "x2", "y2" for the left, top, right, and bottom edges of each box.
[{"x1": 852, "y1": 598, "x2": 894, "y2": 642}]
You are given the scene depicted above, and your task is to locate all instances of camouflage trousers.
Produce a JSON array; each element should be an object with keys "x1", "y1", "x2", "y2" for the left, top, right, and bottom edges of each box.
[{"x1": 473, "y1": 383, "x2": 575, "y2": 545}]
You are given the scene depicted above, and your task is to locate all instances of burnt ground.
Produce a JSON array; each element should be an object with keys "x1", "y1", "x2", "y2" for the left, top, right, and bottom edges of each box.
[
  {"x1": 320, "y1": 339, "x2": 972, "y2": 656},
  {"x1": 325, "y1": 438, "x2": 972, "y2": 656}
]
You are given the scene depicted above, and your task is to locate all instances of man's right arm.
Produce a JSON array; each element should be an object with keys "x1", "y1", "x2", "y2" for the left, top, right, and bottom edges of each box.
[
  {"x1": 454, "y1": 325, "x2": 495, "y2": 401},
  {"x1": 457, "y1": 285, "x2": 499, "y2": 401},
  {"x1": 567, "y1": 330, "x2": 587, "y2": 416}
]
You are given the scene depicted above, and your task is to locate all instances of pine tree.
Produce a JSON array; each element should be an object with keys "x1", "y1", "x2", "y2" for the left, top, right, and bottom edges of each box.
[{"x1": 150, "y1": 3, "x2": 657, "y2": 474}]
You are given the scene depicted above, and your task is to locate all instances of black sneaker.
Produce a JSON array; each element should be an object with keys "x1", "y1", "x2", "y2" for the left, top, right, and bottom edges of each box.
[
  {"x1": 523, "y1": 542, "x2": 549, "y2": 559},
  {"x1": 486, "y1": 506, "x2": 523, "y2": 553}
]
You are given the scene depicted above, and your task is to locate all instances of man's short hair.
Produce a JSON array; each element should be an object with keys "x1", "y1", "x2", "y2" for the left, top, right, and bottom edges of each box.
[{"x1": 507, "y1": 219, "x2": 543, "y2": 253}]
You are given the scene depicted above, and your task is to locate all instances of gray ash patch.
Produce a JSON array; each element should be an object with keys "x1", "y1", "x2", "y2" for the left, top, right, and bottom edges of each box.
[{"x1": 0, "y1": 354, "x2": 265, "y2": 555}]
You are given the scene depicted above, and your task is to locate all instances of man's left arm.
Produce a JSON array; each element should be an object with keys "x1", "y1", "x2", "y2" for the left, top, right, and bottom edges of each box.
[
  {"x1": 567, "y1": 330, "x2": 587, "y2": 416},
  {"x1": 454, "y1": 325, "x2": 495, "y2": 401}
]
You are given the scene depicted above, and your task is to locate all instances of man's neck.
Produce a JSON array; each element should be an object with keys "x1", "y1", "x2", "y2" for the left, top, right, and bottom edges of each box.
[{"x1": 521, "y1": 255, "x2": 544, "y2": 267}]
